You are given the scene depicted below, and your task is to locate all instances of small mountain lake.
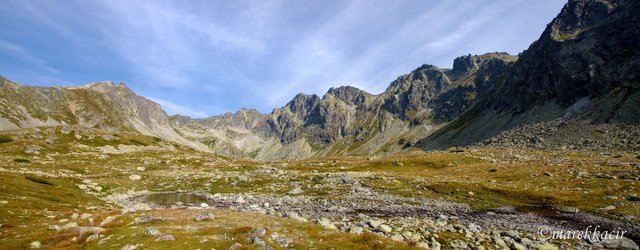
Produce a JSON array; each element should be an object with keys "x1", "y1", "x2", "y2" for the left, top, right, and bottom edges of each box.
[{"x1": 141, "y1": 192, "x2": 211, "y2": 207}]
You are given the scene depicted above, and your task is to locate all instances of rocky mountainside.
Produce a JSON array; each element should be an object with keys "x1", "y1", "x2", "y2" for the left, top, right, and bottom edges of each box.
[
  {"x1": 1, "y1": 0, "x2": 639, "y2": 159},
  {"x1": 0, "y1": 78, "x2": 203, "y2": 150},
  {"x1": 418, "y1": 0, "x2": 640, "y2": 150},
  {"x1": 168, "y1": 52, "x2": 518, "y2": 160}
]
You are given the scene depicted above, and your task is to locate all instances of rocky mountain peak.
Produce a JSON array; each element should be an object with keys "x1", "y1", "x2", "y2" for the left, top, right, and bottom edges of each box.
[
  {"x1": 285, "y1": 93, "x2": 321, "y2": 115},
  {"x1": 450, "y1": 52, "x2": 517, "y2": 80},
  {"x1": 549, "y1": 0, "x2": 614, "y2": 42},
  {"x1": 385, "y1": 64, "x2": 449, "y2": 95},
  {"x1": 326, "y1": 86, "x2": 370, "y2": 106}
]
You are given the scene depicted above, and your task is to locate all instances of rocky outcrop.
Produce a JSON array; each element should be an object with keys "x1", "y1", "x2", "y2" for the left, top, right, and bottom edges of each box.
[
  {"x1": 418, "y1": 0, "x2": 640, "y2": 150},
  {"x1": 494, "y1": 0, "x2": 640, "y2": 112},
  {"x1": 0, "y1": 79, "x2": 202, "y2": 149}
]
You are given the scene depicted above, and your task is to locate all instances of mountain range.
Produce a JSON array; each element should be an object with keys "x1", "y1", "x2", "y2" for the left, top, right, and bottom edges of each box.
[{"x1": 1, "y1": 0, "x2": 639, "y2": 160}]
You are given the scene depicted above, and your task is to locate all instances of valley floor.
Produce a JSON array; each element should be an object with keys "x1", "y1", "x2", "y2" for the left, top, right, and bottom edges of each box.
[{"x1": 0, "y1": 126, "x2": 639, "y2": 249}]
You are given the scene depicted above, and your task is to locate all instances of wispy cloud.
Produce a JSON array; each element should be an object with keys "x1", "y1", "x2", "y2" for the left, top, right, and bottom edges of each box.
[
  {"x1": 0, "y1": 39, "x2": 58, "y2": 74},
  {"x1": 0, "y1": 0, "x2": 565, "y2": 116},
  {"x1": 149, "y1": 97, "x2": 208, "y2": 118}
]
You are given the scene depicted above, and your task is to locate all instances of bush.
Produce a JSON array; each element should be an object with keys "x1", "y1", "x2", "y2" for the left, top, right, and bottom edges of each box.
[
  {"x1": 25, "y1": 176, "x2": 53, "y2": 186},
  {"x1": 14, "y1": 158, "x2": 30, "y2": 163}
]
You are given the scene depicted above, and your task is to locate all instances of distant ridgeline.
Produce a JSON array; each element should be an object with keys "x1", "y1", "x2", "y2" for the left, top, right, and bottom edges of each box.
[{"x1": 1, "y1": 0, "x2": 639, "y2": 159}]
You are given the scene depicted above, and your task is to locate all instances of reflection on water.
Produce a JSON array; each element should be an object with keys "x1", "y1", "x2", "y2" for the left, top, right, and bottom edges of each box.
[{"x1": 143, "y1": 193, "x2": 210, "y2": 207}]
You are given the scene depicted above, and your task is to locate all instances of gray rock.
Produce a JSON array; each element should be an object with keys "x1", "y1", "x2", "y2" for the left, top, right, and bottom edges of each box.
[
  {"x1": 602, "y1": 237, "x2": 639, "y2": 250},
  {"x1": 557, "y1": 207, "x2": 579, "y2": 213},
  {"x1": 144, "y1": 227, "x2": 162, "y2": 236},
  {"x1": 30, "y1": 241, "x2": 41, "y2": 249},
  {"x1": 287, "y1": 186, "x2": 304, "y2": 195},
  {"x1": 25, "y1": 144, "x2": 40, "y2": 155},
  {"x1": 193, "y1": 211, "x2": 214, "y2": 222},
  {"x1": 429, "y1": 241, "x2": 442, "y2": 250},
  {"x1": 121, "y1": 244, "x2": 142, "y2": 250},
  {"x1": 367, "y1": 219, "x2": 384, "y2": 228},
  {"x1": 315, "y1": 218, "x2": 337, "y2": 230},
  {"x1": 600, "y1": 205, "x2": 616, "y2": 211},
  {"x1": 133, "y1": 216, "x2": 162, "y2": 224},
  {"x1": 376, "y1": 224, "x2": 393, "y2": 234},
  {"x1": 156, "y1": 234, "x2": 175, "y2": 241},
  {"x1": 249, "y1": 226, "x2": 266, "y2": 238},
  {"x1": 270, "y1": 233, "x2": 293, "y2": 247},
  {"x1": 347, "y1": 226, "x2": 364, "y2": 234},
  {"x1": 229, "y1": 243, "x2": 243, "y2": 250}
]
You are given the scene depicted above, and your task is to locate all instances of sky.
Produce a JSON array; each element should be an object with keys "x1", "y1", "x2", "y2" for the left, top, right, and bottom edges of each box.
[{"x1": 0, "y1": 0, "x2": 566, "y2": 117}]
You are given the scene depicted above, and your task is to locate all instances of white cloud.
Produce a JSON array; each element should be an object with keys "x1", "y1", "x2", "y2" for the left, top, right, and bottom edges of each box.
[
  {"x1": 0, "y1": 39, "x2": 58, "y2": 74},
  {"x1": 149, "y1": 97, "x2": 208, "y2": 118}
]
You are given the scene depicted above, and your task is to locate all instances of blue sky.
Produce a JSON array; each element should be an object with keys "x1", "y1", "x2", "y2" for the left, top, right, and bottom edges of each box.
[{"x1": 0, "y1": 0, "x2": 565, "y2": 117}]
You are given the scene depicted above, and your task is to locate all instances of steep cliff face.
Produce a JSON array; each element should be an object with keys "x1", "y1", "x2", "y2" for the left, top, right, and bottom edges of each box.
[
  {"x1": 419, "y1": 0, "x2": 640, "y2": 150},
  {"x1": 494, "y1": 0, "x2": 640, "y2": 112}
]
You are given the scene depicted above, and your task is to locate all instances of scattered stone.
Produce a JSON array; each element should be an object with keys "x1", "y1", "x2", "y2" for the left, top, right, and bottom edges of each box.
[
  {"x1": 30, "y1": 241, "x2": 41, "y2": 249},
  {"x1": 430, "y1": 241, "x2": 442, "y2": 250},
  {"x1": 533, "y1": 242, "x2": 558, "y2": 250},
  {"x1": 416, "y1": 242, "x2": 430, "y2": 249},
  {"x1": 315, "y1": 218, "x2": 337, "y2": 230},
  {"x1": 376, "y1": 224, "x2": 393, "y2": 234},
  {"x1": 600, "y1": 205, "x2": 616, "y2": 211},
  {"x1": 136, "y1": 167, "x2": 146, "y2": 172},
  {"x1": 133, "y1": 215, "x2": 163, "y2": 224},
  {"x1": 86, "y1": 233, "x2": 100, "y2": 242},
  {"x1": 347, "y1": 226, "x2": 364, "y2": 234},
  {"x1": 557, "y1": 207, "x2": 579, "y2": 213},
  {"x1": 0, "y1": 200, "x2": 7, "y2": 204},
  {"x1": 156, "y1": 234, "x2": 176, "y2": 241},
  {"x1": 270, "y1": 233, "x2": 293, "y2": 247},
  {"x1": 602, "y1": 237, "x2": 639, "y2": 250},
  {"x1": 229, "y1": 242, "x2": 243, "y2": 250},
  {"x1": 77, "y1": 226, "x2": 105, "y2": 237},
  {"x1": 62, "y1": 222, "x2": 79, "y2": 230},
  {"x1": 249, "y1": 226, "x2": 266, "y2": 239},
  {"x1": 25, "y1": 144, "x2": 41, "y2": 154},
  {"x1": 128, "y1": 174, "x2": 141, "y2": 181},
  {"x1": 193, "y1": 211, "x2": 214, "y2": 222},
  {"x1": 287, "y1": 186, "x2": 304, "y2": 195},
  {"x1": 144, "y1": 227, "x2": 162, "y2": 236},
  {"x1": 235, "y1": 196, "x2": 246, "y2": 204},
  {"x1": 367, "y1": 219, "x2": 384, "y2": 228},
  {"x1": 200, "y1": 203, "x2": 209, "y2": 208},
  {"x1": 467, "y1": 222, "x2": 481, "y2": 233},
  {"x1": 121, "y1": 244, "x2": 142, "y2": 250}
]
